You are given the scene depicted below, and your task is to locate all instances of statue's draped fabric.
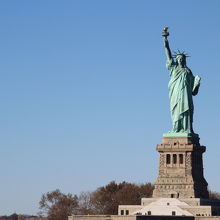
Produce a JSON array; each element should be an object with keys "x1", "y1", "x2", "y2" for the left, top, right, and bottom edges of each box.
[{"x1": 166, "y1": 59, "x2": 199, "y2": 133}]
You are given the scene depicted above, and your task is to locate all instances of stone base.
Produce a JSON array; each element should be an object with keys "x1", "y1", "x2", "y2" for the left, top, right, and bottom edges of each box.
[
  {"x1": 118, "y1": 198, "x2": 220, "y2": 217},
  {"x1": 69, "y1": 216, "x2": 220, "y2": 220},
  {"x1": 68, "y1": 216, "x2": 136, "y2": 220},
  {"x1": 152, "y1": 136, "x2": 208, "y2": 199}
]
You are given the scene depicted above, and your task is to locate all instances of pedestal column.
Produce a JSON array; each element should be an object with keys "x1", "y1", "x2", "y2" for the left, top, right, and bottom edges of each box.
[{"x1": 152, "y1": 136, "x2": 209, "y2": 199}]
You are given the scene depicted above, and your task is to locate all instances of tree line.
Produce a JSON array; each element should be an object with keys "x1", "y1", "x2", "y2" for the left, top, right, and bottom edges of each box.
[
  {"x1": 38, "y1": 181, "x2": 154, "y2": 220},
  {"x1": 38, "y1": 181, "x2": 220, "y2": 220}
]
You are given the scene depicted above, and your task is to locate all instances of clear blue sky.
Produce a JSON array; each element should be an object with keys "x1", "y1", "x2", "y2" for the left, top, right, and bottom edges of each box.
[{"x1": 0, "y1": 0, "x2": 220, "y2": 215}]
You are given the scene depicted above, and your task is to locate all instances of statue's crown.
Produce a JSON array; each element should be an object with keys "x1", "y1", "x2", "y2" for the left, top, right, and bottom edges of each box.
[{"x1": 173, "y1": 50, "x2": 190, "y2": 58}]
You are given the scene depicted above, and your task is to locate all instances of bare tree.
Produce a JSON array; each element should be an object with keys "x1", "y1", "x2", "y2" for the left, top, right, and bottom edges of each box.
[{"x1": 78, "y1": 191, "x2": 95, "y2": 215}]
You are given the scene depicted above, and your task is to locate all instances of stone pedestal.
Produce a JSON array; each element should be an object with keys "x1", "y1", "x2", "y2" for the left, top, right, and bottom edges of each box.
[{"x1": 152, "y1": 136, "x2": 209, "y2": 199}]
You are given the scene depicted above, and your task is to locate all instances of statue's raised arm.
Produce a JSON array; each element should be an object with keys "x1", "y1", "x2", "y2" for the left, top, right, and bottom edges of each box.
[{"x1": 162, "y1": 27, "x2": 172, "y2": 61}]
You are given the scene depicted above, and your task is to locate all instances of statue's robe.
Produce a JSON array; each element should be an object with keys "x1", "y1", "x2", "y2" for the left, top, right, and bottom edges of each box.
[{"x1": 166, "y1": 59, "x2": 200, "y2": 133}]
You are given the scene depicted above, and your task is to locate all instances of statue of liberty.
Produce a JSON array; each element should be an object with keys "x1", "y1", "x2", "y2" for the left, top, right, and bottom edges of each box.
[{"x1": 162, "y1": 28, "x2": 201, "y2": 137}]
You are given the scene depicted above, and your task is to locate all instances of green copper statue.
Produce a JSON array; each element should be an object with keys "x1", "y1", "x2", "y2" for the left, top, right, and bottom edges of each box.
[{"x1": 162, "y1": 27, "x2": 201, "y2": 137}]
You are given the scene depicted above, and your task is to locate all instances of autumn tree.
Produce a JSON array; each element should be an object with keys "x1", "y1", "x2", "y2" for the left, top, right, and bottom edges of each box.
[
  {"x1": 39, "y1": 189, "x2": 78, "y2": 220},
  {"x1": 88, "y1": 181, "x2": 154, "y2": 215},
  {"x1": 209, "y1": 190, "x2": 220, "y2": 200}
]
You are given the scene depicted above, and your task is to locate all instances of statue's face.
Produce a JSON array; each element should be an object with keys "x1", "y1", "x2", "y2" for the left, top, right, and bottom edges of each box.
[{"x1": 176, "y1": 55, "x2": 186, "y2": 66}]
